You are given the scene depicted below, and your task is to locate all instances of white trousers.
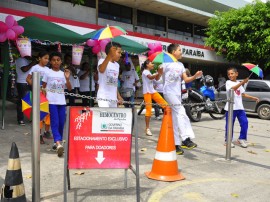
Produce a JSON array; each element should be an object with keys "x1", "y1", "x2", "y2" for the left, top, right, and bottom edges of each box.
[
  {"x1": 98, "y1": 100, "x2": 117, "y2": 108},
  {"x1": 164, "y1": 94, "x2": 195, "y2": 145}
]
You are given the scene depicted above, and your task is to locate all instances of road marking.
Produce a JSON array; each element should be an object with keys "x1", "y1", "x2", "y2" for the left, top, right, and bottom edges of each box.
[{"x1": 148, "y1": 178, "x2": 270, "y2": 202}]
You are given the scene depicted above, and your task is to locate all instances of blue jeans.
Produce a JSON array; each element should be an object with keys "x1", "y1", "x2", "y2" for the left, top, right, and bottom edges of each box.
[
  {"x1": 49, "y1": 104, "x2": 66, "y2": 142},
  {"x1": 225, "y1": 110, "x2": 248, "y2": 141}
]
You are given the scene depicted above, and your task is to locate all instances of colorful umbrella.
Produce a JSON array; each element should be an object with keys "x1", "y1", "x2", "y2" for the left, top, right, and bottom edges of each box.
[
  {"x1": 91, "y1": 25, "x2": 127, "y2": 40},
  {"x1": 242, "y1": 63, "x2": 264, "y2": 78},
  {"x1": 22, "y1": 92, "x2": 49, "y2": 121},
  {"x1": 148, "y1": 51, "x2": 177, "y2": 63}
]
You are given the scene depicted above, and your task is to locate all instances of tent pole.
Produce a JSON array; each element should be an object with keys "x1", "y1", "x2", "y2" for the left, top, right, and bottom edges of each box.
[
  {"x1": 89, "y1": 52, "x2": 93, "y2": 107},
  {"x1": 1, "y1": 41, "x2": 10, "y2": 130}
]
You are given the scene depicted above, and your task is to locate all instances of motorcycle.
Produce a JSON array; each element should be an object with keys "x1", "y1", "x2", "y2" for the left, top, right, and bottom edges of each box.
[{"x1": 182, "y1": 75, "x2": 226, "y2": 122}]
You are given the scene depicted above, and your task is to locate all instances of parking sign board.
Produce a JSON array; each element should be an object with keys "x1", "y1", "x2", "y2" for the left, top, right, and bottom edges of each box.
[{"x1": 68, "y1": 107, "x2": 132, "y2": 169}]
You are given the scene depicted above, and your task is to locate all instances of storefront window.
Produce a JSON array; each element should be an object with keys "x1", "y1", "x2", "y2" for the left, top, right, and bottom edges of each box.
[
  {"x1": 99, "y1": 1, "x2": 132, "y2": 24},
  {"x1": 137, "y1": 10, "x2": 165, "y2": 31},
  {"x1": 16, "y1": 0, "x2": 48, "y2": 7},
  {"x1": 168, "y1": 18, "x2": 192, "y2": 36},
  {"x1": 60, "y1": 0, "x2": 96, "y2": 8}
]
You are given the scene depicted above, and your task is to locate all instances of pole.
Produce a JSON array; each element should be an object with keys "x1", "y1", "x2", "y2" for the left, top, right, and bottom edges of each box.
[
  {"x1": 32, "y1": 72, "x2": 40, "y2": 202},
  {"x1": 64, "y1": 106, "x2": 70, "y2": 202},
  {"x1": 133, "y1": 108, "x2": 140, "y2": 202},
  {"x1": 1, "y1": 41, "x2": 10, "y2": 130},
  {"x1": 225, "y1": 89, "x2": 234, "y2": 160}
]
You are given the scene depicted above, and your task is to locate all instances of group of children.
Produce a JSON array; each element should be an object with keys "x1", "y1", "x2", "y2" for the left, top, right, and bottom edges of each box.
[
  {"x1": 21, "y1": 41, "x2": 259, "y2": 158},
  {"x1": 98, "y1": 42, "x2": 259, "y2": 156}
]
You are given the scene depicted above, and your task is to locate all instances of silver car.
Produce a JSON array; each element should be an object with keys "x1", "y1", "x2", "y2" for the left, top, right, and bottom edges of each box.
[{"x1": 216, "y1": 79, "x2": 270, "y2": 120}]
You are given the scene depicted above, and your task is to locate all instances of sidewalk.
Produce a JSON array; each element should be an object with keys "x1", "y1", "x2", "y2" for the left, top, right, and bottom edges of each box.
[{"x1": 0, "y1": 100, "x2": 269, "y2": 202}]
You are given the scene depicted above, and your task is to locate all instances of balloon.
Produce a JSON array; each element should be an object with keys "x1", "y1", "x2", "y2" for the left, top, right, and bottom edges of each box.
[
  {"x1": 86, "y1": 39, "x2": 98, "y2": 47},
  {"x1": 148, "y1": 43, "x2": 155, "y2": 49},
  {"x1": 0, "y1": 33, "x2": 7, "y2": 42},
  {"x1": 92, "y1": 45, "x2": 101, "y2": 54},
  {"x1": 148, "y1": 42, "x2": 162, "y2": 56},
  {"x1": 6, "y1": 29, "x2": 16, "y2": 40},
  {"x1": 148, "y1": 50, "x2": 154, "y2": 56},
  {"x1": 0, "y1": 21, "x2": 8, "y2": 33},
  {"x1": 100, "y1": 39, "x2": 110, "y2": 52},
  {"x1": 11, "y1": 25, "x2": 24, "y2": 35},
  {"x1": 5, "y1": 15, "x2": 15, "y2": 28}
]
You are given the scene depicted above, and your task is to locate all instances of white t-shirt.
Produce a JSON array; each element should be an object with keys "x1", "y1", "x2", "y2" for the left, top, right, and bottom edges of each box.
[
  {"x1": 73, "y1": 68, "x2": 80, "y2": 88},
  {"x1": 121, "y1": 69, "x2": 138, "y2": 90},
  {"x1": 42, "y1": 69, "x2": 66, "y2": 105},
  {"x1": 153, "y1": 77, "x2": 163, "y2": 93},
  {"x1": 224, "y1": 80, "x2": 245, "y2": 111},
  {"x1": 97, "y1": 58, "x2": 119, "y2": 100},
  {"x1": 78, "y1": 70, "x2": 95, "y2": 92},
  {"x1": 162, "y1": 62, "x2": 185, "y2": 95},
  {"x1": 29, "y1": 64, "x2": 50, "y2": 86},
  {"x1": 15, "y1": 57, "x2": 31, "y2": 84},
  {"x1": 142, "y1": 69, "x2": 156, "y2": 94}
]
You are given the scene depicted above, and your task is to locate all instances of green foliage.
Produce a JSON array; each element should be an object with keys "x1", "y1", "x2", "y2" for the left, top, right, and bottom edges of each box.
[
  {"x1": 70, "y1": 0, "x2": 85, "y2": 6},
  {"x1": 205, "y1": 0, "x2": 270, "y2": 69}
]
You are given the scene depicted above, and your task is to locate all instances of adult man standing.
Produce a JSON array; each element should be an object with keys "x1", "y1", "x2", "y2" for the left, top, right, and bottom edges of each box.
[{"x1": 15, "y1": 56, "x2": 36, "y2": 125}]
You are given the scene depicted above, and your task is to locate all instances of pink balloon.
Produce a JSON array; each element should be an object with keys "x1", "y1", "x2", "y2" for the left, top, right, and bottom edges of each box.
[
  {"x1": 100, "y1": 39, "x2": 110, "y2": 52},
  {"x1": 13, "y1": 20, "x2": 18, "y2": 26},
  {"x1": 92, "y1": 45, "x2": 101, "y2": 54},
  {"x1": 5, "y1": 15, "x2": 15, "y2": 28},
  {"x1": 148, "y1": 43, "x2": 155, "y2": 49},
  {"x1": 11, "y1": 25, "x2": 24, "y2": 35},
  {"x1": 0, "y1": 21, "x2": 8, "y2": 33},
  {"x1": 154, "y1": 45, "x2": 162, "y2": 52},
  {"x1": 0, "y1": 33, "x2": 7, "y2": 42},
  {"x1": 6, "y1": 29, "x2": 16, "y2": 40},
  {"x1": 155, "y1": 42, "x2": 162, "y2": 46},
  {"x1": 87, "y1": 39, "x2": 98, "y2": 47}
]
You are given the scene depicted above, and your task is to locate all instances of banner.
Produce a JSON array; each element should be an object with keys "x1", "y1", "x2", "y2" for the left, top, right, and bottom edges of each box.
[
  {"x1": 16, "y1": 38, "x2": 31, "y2": 57},
  {"x1": 72, "y1": 45, "x2": 84, "y2": 65},
  {"x1": 138, "y1": 54, "x2": 147, "y2": 68}
]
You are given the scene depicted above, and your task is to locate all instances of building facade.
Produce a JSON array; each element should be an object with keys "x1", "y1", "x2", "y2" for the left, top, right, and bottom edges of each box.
[{"x1": 0, "y1": 0, "x2": 253, "y2": 78}]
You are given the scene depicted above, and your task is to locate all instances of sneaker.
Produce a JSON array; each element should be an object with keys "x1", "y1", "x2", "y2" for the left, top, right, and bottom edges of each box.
[
  {"x1": 18, "y1": 120, "x2": 25, "y2": 126},
  {"x1": 237, "y1": 139, "x2": 248, "y2": 148},
  {"x1": 181, "y1": 138, "x2": 196, "y2": 149},
  {"x1": 155, "y1": 116, "x2": 162, "y2": 120},
  {"x1": 224, "y1": 142, "x2": 235, "y2": 148},
  {"x1": 52, "y1": 143, "x2": 57, "y2": 151},
  {"x1": 43, "y1": 131, "x2": 53, "y2": 139},
  {"x1": 145, "y1": 128, "x2": 152, "y2": 136},
  {"x1": 57, "y1": 144, "x2": 64, "y2": 157},
  {"x1": 40, "y1": 135, "x2": 45, "y2": 144},
  {"x1": 176, "y1": 145, "x2": 184, "y2": 155}
]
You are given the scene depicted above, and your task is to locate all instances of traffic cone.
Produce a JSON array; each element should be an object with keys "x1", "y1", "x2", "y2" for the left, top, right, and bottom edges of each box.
[
  {"x1": 145, "y1": 107, "x2": 185, "y2": 181},
  {"x1": 0, "y1": 142, "x2": 26, "y2": 202}
]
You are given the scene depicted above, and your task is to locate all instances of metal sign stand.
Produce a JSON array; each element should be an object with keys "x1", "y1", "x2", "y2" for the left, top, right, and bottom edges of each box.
[{"x1": 63, "y1": 107, "x2": 140, "y2": 202}]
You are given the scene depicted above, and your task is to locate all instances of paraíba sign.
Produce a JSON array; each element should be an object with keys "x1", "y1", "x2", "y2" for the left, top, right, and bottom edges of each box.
[{"x1": 182, "y1": 48, "x2": 204, "y2": 58}]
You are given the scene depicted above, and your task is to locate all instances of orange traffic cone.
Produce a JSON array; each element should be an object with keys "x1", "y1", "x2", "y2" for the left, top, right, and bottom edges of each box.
[
  {"x1": 145, "y1": 107, "x2": 185, "y2": 181},
  {"x1": 0, "y1": 142, "x2": 26, "y2": 202}
]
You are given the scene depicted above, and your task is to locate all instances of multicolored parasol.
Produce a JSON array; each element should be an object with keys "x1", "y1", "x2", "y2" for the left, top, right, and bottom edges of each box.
[
  {"x1": 148, "y1": 51, "x2": 177, "y2": 63},
  {"x1": 91, "y1": 25, "x2": 127, "y2": 40},
  {"x1": 242, "y1": 63, "x2": 264, "y2": 78},
  {"x1": 22, "y1": 92, "x2": 49, "y2": 121}
]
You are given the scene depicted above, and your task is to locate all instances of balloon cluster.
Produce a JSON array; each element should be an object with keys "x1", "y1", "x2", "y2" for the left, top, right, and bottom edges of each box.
[
  {"x1": 0, "y1": 15, "x2": 24, "y2": 42},
  {"x1": 86, "y1": 39, "x2": 110, "y2": 54},
  {"x1": 148, "y1": 42, "x2": 162, "y2": 56}
]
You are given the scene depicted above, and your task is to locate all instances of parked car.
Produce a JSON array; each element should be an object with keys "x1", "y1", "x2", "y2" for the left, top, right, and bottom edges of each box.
[{"x1": 216, "y1": 80, "x2": 270, "y2": 120}]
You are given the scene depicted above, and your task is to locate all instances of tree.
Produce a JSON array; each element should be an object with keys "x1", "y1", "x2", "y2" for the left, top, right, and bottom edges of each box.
[
  {"x1": 205, "y1": 0, "x2": 270, "y2": 69},
  {"x1": 70, "y1": 0, "x2": 85, "y2": 6}
]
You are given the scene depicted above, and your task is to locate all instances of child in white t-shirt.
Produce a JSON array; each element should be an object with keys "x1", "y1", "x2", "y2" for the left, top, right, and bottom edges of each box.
[
  {"x1": 97, "y1": 42, "x2": 123, "y2": 108},
  {"x1": 224, "y1": 67, "x2": 259, "y2": 148},
  {"x1": 159, "y1": 44, "x2": 202, "y2": 155},
  {"x1": 26, "y1": 51, "x2": 51, "y2": 144},
  {"x1": 42, "y1": 52, "x2": 72, "y2": 157},
  {"x1": 142, "y1": 60, "x2": 167, "y2": 136}
]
